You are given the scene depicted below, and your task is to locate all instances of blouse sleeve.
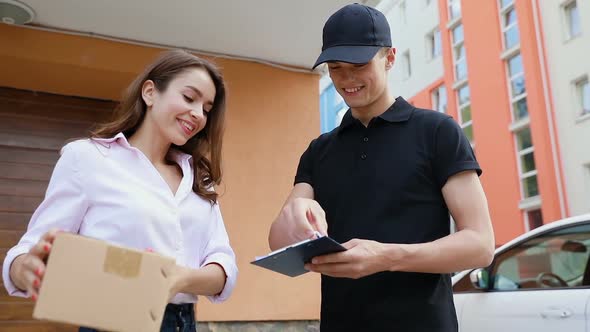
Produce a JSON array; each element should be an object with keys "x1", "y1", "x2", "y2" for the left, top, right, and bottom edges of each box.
[{"x1": 199, "y1": 203, "x2": 238, "y2": 303}]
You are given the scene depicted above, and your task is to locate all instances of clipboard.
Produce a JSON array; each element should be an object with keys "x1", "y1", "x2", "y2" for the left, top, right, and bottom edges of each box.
[{"x1": 251, "y1": 233, "x2": 346, "y2": 277}]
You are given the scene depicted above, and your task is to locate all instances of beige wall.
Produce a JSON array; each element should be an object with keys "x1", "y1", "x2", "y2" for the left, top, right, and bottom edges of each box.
[
  {"x1": 539, "y1": 0, "x2": 590, "y2": 215},
  {"x1": 0, "y1": 24, "x2": 321, "y2": 321},
  {"x1": 383, "y1": 0, "x2": 444, "y2": 99}
]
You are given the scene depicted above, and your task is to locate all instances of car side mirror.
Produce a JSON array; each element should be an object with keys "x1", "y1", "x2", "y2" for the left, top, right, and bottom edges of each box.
[
  {"x1": 561, "y1": 240, "x2": 587, "y2": 253},
  {"x1": 469, "y1": 268, "x2": 489, "y2": 290}
]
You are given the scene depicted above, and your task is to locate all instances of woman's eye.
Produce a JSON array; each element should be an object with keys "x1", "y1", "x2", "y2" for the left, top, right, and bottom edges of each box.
[{"x1": 183, "y1": 95, "x2": 194, "y2": 102}]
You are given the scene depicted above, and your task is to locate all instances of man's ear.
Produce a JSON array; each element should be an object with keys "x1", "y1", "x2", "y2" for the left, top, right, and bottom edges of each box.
[
  {"x1": 385, "y1": 48, "x2": 396, "y2": 70},
  {"x1": 142, "y1": 80, "x2": 156, "y2": 107}
]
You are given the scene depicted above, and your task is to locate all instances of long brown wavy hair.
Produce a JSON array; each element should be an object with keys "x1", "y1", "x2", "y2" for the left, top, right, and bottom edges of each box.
[{"x1": 92, "y1": 49, "x2": 226, "y2": 204}]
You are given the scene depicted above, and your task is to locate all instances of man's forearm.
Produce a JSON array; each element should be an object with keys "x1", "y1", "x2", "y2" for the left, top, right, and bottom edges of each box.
[{"x1": 384, "y1": 229, "x2": 494, "y2": 274}]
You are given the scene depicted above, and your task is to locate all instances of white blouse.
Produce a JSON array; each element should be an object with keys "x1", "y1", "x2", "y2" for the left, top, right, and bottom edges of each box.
[{"x1": 2, "y1": 133, "x2": 237, "y2": 304}]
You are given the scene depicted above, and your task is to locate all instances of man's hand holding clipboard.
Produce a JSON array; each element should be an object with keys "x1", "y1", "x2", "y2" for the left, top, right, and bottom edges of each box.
[{"x1": 251, "y1": 231, "x2": 346, "y2": 277}]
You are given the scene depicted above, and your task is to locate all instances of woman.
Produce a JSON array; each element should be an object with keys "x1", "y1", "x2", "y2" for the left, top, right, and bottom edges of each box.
[{"x1": 1, "y1": 49, "x2": 237, "y2": 332}]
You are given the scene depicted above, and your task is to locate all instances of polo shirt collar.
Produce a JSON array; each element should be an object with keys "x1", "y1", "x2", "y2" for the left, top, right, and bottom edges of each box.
[
  {"x1": 338, "y1": 96, "x2": 414, "y2": 134},
  {"x1": 379, "y1": 97, "x2": 414, "y2": 123}
]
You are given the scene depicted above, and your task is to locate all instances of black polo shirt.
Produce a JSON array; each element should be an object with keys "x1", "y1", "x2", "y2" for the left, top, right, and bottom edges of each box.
[{"x1": 295, "y1": 97, "x2": 481, "y2": 331}]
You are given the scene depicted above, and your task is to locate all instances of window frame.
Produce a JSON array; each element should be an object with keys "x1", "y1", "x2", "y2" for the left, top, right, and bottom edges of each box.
[
  {"x1": 563, "y1": 0, "x2": 581, "y2": 40},
  {"x1": 524, "y1": 208, "x2": 544, "y2": 232},
  {"x1": 514, "y1": 126, "x2": 539, "y2": 199},
  {"x1": 499, "y1": 0, "x2": 520, "y2": 50},
  {"x1": 402, "y1": 50, "x2": 412, "y2": 79},
  {"x1": 400, "y1": 0, "x2": 407, "y2": 24},
  {"x1": 574, "y1": 76, "x2": 590, "y2": 118},
  {"x1": 457, "y1": 84, "x2": 474, "y2": 144},
  {"x1": 432, "y1": 84, "x2": 448, "y2": 113},
  {"x1": 451, "y1": 24, "x2": 467, "y2": 81},
  {"x1": 506, "y1": 53, "x2": 529, "y2": 121},
  {"x1": 426, "y1": 27, "x2": 442, "y2": 60},
  {"x1": 448, "y1": 0, "x2": 462, "y2": 20}
]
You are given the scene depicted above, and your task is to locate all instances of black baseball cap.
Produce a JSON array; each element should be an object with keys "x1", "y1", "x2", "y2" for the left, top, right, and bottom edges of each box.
[{"x1": 313, "y1": 3, "x2": 392, "y2": 69}]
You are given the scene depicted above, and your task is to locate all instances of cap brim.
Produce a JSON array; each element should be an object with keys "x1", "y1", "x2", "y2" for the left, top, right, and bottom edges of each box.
[{"x1": 312, "y1": 45, "x2": 383, "y2": 69}]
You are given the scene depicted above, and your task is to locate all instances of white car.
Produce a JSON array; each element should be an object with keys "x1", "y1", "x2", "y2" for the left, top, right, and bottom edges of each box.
[{"x1": 452, "y1": 213, "x2": 590, "y2": 331}]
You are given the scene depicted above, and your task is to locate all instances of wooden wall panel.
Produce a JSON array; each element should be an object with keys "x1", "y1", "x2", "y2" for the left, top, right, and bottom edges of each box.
[{"x1": 0, "y1": 87, "x2": 114, "y2": 330}]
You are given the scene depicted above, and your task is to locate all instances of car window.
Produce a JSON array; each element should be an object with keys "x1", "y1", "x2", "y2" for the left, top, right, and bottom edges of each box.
[{"x1": 491, "y1": 222, "x2": 590, "y2": 291}]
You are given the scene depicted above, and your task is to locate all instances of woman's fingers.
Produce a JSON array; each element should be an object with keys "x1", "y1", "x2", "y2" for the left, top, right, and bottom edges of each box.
[
  {"x1": 41, "y1": 228, "x2": 60, "y2": 244},
  {"x1": 16, "y1": 254, "x2": 46, "y2": 300},
  {"x1": 9, "y1": 229, "x2": 61, "y2": 298},
  {"x1": 29, "y1": 240, "x2": 52, "y2": 262},
  {"x1": 23, "y1": 269, "x2": 40, "y2": 298},
  {"x1": 24, "y1": 254, "x2": 45, "y2": 280}
]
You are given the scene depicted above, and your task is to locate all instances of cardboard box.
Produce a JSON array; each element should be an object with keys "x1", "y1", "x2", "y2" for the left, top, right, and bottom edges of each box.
[{"x1": 33, "y1": 233, "x2": 175, "y2": 332}]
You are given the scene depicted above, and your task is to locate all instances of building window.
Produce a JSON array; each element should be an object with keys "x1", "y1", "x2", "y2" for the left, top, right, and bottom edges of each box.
[
  {"x1": 448, "y1": 0, "x2": 461, "y2": 20},
  {"x1": 575, "y1": 77, "x2": 590, "y2": 117},
  {"x1": 585, "y1": 164, "x2": 590, "y2": 207},
  {"x1": 515, "y1": 126, "x2": 539, "y2": 198},
  {"x1": 500, "y1": 0, "x2": 514, "y2": 10},
  {"x1": 427, "y1": 28, "x2": 442, "y2": 59},
  {"x1": 500, "y1": 2, "x2": 520, "y2": 49},
  {"x1": 432, "y1": 85, "x2": 448, "y2": 113},
  {"x1": 457, "y1": 85, "x2": 474, "y2": 143},
  {"x1": 526, "y1": 209, "x2": 544, "y2": 231},
  {"x1": 400, "y1": 1, "x2": 407, "y2": 24},
  {"x1": 508, "y1": 53, "x2": 528, "y2": 120},
  {"x1": 319, "y1": 83, "x2": 347, "y2": 133},
  {"x1": 452, "y1": 24, "x2": 467, "y2": 81},
  {"x1": 564, "y1": 1, "x2": 581, "y2": 39},
  {"x1": 402, "y1": 50, "x2": 411, "y2": 79}
]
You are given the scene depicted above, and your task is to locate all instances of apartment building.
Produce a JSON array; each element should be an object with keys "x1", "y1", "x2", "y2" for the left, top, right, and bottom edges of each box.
[{"x1": 319, "y1": 0, "x2": 589, "y2": 245}]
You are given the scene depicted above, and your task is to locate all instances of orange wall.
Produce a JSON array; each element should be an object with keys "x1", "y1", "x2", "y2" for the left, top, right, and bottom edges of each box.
[
  {"x1": 407, "y1": 78, "x2": 444, "y2": 110},
  {"x1": 458, "y1": 0, "x2": 524, "y2": 244},
  {"x1": 410, "y1": 0, "x2": 525, "y2": 245},
  {"x1": 0, "y1": 24, "x2": 321, "y2": 321},
  {"x1": 435, "y1": 0, "x2": 567, "y2": 243},
  {"x1": 515, "y1": 0, "x2": 568, "y2": 221},
  {"x1": 438, "y1": 2, "x2": 459, "y2": 122}
]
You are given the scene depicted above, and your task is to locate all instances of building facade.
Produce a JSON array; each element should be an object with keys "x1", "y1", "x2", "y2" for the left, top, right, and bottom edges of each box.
[
  {"x1": 320, "y1": 0, "x2": 589, "y2": 245},
  {"x1": 538, "y1": 0, "x2": 590, "y2": 217}
]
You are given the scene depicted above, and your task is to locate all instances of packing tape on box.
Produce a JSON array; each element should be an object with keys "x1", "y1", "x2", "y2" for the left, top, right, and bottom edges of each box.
[{"x1": 103, "y1": 246, "x2": 142, "y2": 278}]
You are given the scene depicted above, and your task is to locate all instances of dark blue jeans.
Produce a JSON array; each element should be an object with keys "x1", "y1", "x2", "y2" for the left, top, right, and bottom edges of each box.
[{"x1": 79, "y1": 303, "x2": 196, "y2": 332}]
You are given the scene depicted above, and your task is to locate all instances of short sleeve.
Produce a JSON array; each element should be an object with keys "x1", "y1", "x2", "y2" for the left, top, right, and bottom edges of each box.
[
  {"x1": 294, "y1": 139, "x2": 316, "y2": 186},
  {"x1": 433, "y1": 117, "x2": 482, "y2": 188}
]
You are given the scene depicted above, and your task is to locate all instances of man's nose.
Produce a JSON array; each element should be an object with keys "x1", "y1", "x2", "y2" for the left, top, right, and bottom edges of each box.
[{"x1": 344, "y1": 69, "x2": 355, "y2": 80}]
